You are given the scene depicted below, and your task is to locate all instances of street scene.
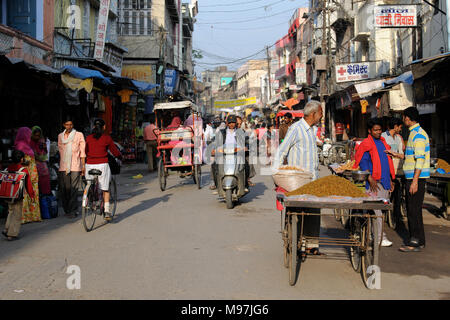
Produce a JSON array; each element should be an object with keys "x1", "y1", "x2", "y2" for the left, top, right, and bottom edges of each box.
[{"x1": 1, "y1": 0, "x2": 450, "y2": 302}]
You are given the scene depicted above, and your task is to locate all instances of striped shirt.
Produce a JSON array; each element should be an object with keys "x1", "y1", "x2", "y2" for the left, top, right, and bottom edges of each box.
[
  {"x1": 403, "y1": 123, "x2": 430, "y2": 179},
  {"x1": 276, "y1": 118, "x2": 319, "y2": 180}
]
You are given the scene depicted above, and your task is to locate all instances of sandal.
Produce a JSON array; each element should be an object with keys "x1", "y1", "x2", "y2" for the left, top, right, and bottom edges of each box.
[
  {"x1": 399, "y1": 245, "x2": 421, "y2": 252},
  {"x1": 2, "y1": 230, "x2": 8, "y2": 238},
  {"x1": 248, "y1": 181, "x2": 255, "y2": 187},
  {"x1": 7, "y1": 236, "x2": 19, "y2": 241},
  {"x1": 209, "y1": 185, "x2": 217, "y2": 190}
]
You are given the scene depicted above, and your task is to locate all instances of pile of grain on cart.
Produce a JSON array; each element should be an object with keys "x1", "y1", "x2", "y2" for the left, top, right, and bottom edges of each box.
[{"x1": 285, "y1": 175, "x2": 367, "y2": 198}]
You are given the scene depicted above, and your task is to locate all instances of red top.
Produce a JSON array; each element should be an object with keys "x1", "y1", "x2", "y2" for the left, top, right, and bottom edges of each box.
[
  {"x1": 85, "y1": 134, "x2": 121, "y2": 165},
  {"x1": 7, "y1": 164, "x2": 35, "y2": 199}
]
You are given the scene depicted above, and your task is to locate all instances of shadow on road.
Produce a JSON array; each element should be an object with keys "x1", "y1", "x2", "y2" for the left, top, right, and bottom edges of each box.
[
  {"x1": 113, "y1": 194, "x2": 172, "y2": 223},
  {"x1": 240, "y1": 182, "x2": 268, "y2": 204}
]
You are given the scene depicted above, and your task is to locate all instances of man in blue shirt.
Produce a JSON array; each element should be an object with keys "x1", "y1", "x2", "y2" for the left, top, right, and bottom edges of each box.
[{"x1": 359, "y1": 118, "x2": 395, "y2": 247}]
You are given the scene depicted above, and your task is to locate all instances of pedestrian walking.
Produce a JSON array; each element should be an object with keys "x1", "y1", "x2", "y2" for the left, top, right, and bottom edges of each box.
[
  {"x1": 85, "y1": 119, "x2": 122, "y2": 221},
  {"x1": 279, "y1": 112, "x2": 293, "y2": 144},
  {"x1": 30, "y1": 126, "x2": 51, "y2": 196},
  {"x1": 2, "y1": 150, "x2": 35, "y2": 241},
  {"x1": 353, "y1": 117, "x2": 395, "y2": 247},
  {"x1": 58, "y1": 117, "x2": 86, "y2": 218},
  {"x1": 277, "y1": 100, "x2": 323, "y2": 254},
  {"x1": 399, "y1": 107, "x2": 430, "y2": 252},
  {"x1": 143, "y1": 117, "x2": 158, "y2": 172},
  {"x1": 14, "y1": 127, "x2": 41, "y2": 223}
]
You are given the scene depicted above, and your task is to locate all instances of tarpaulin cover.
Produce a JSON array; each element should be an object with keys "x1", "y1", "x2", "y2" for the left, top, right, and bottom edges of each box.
[
  {"x1": 61, "y1": 66, "x2": 112, "y2": 84},
  {"x1": 131, "y1": 80, "x2": 159, "y2": 92},
  {"x1": 382, "y1": 71, "x2": 413, "y2": 87}
]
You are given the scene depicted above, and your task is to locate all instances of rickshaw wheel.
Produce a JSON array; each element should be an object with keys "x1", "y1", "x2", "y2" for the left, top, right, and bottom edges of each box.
[
  {"x1": 288, "y1": 214, "x2": 298, "y2": 286},
  {"x1": 283, "y1": 212, "x2": 289, "y2": 268},
  {"x1": 193, "y1": 164, "x2": 202, "y2": 189},
  {"x1": 360, "y1": 220, "x2": 376, "y2": 288},
  {"x1": 158, "y1": 157, "x2": 166, "y2": 191},
  {"x1": 349, "y1": 217, "x2": 362, "y2": 272}
]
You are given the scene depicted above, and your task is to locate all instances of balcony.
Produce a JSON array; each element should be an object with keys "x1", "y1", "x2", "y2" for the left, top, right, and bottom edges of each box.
[{"x1": 166, "y1": 0, "x2": 180, "y2": 22}]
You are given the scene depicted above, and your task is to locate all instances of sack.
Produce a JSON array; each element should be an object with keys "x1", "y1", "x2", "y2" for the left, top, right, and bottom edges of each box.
[
  {"x1": 0, "y1": 168, "x2": 26, "y2": 202},
  {"x1": 108, "y1": 154, "x2": 121, "y2": 175},
  {"x1": 272, "y1": 169, "x2": 313, "y2": 192},
  {"x1": 40, "y1": 195, "x2": 58, "y2": 219}
]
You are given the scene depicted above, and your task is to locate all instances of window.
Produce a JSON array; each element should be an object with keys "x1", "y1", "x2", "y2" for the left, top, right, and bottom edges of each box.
[{"x1": 119, "y1": 0, "x2": 152, "y2": 36}]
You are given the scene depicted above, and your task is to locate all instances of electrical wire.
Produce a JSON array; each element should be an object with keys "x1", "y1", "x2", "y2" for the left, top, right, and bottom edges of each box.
[
  {"x1": 200, "y1": 0, "x2": 287, "y2": 13},
  {"x1": 200, "y1": 0, "x2": 267, "y2": 7},
  {"x1": 196, "y1": 21, "x2": 288, "y2": 31}
]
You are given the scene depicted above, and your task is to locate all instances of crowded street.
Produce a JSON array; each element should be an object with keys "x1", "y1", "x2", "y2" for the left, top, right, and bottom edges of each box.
[{"x1": 0, "y1": 163, "x2": 449, "y2": 299}]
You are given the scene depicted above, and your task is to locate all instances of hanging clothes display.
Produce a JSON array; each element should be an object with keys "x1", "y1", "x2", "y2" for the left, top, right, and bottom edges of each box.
[{"x1": 117, "y1": 89, "x2": 133, "y2": 103}]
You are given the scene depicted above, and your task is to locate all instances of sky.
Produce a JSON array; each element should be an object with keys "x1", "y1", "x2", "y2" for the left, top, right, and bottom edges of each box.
[{"x1": 192, "y1": 0, "x2": 309, "y2": 79}]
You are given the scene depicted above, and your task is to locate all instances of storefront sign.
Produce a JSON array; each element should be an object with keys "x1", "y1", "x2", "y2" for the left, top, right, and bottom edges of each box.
[
  {"x1": 214, "y1": 97, "x2": 257, "y2": 109},
  {"x1": 220, "y1": 77, "x2": 233, "y2": 86},
  {"x1": 103, "y1": 45, "x2": 124, "y2": 76},
  {"x1": 374, "y1": 5, "x2": 417, "y2": 28},
  {"x1": 94, "y1": 0, "x2": 111, "y2": 61},
  {"x1": 296, "y1": 62, "x2": 306, "y2": 84},
  {"x1": 121, "y1": 64, "x2": 156, "y2": 83},
  {"x1": 272, "y1": 80, "x2": 279, "y2": 90},
  {"x1": 164, "y1": 69, "x2": 178, "y2": 95},
  {"x1": 336, "y1": 63, "x2": 371, "y2": 83},
  {"x1": 417, "y1": 103, "x2": 436, "y2": 115}
]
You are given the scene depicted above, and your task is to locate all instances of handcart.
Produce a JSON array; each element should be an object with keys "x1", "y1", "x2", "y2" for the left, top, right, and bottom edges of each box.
[
  {"x1": 277, "y1": 193, "x2": 393, "y2": 289},
  {"x1": 153, "y1": 101, "x2": 203, "y2": 191}
]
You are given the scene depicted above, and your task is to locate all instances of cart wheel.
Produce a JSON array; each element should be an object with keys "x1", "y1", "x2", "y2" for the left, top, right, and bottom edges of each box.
[
  {"x1": 361, "y1": 220, "x2": 376, "y2": 288},
  {"x1": 334, "y1": 209, "x2": 341, "y2": 221},
  {"x1": 349, "y1": 217, "x2": 362, "y2": 272},
  {"x1": 283, "y1": 212, "x2": 289, "y2": 268},
  {"x1": 158, "y1": 157, "x2": 166, "y2": 191},
  {"x1": 341, "y1": 209, "x2": 350, "y2": 227},
  {"x1": 386, "y1": 209, "x2": 396, "y2": 229},
  {"x1": 289, "y1": 214, "x2": 298, "y2": 286},
  {"x1": 193, "y1": 164, "x2": 202, "y2": 189},
  {"x1": 225, "y1": 189, "x2": 234, "y2": 209}
]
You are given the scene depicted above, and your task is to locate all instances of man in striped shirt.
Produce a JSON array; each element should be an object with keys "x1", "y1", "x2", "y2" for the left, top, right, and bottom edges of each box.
[
  {"x1": 276, "y1": 100, "x2": 323, "y2": 252},
  {"x1": 399, "y1": 107, "x2": 430, "y2": 252}
]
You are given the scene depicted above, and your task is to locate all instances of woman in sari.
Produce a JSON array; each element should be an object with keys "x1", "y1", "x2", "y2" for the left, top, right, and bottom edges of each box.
[
  {"x1": 30, "y1": 126, "x2": 51, "y2": 196},
  {"x1": 14, "y1": 127, "x2": 41, "y2": 223}
]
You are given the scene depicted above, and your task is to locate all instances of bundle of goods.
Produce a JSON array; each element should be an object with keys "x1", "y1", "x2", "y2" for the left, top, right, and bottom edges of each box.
[
  {"x1": 272, "y1": 166, "x2": 312, "y2": 192},
  {"x1": 436, "y1": 159, "x2": 450, "y2": 174},
  {"x1": 285, "y1": 175, "x2": 367, "y2": 198},
  {"x1": 335, "y1": 160, "x2": 358, "y2": 173}
]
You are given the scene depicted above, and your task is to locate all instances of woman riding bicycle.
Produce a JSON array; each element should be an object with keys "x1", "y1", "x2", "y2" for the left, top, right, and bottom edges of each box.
[{"x1": 84, "y1": 118, "x2": 122, "y2": 220}]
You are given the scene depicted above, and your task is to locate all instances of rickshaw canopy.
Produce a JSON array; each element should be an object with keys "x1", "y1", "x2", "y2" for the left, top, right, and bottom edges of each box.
[{"x1": 154, "y1": 100, "x2": 201, "y2": 113}]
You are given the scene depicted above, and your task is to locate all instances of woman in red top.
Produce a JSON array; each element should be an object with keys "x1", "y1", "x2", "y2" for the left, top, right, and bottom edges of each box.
[{"x1": 84, "y1": 119, "x2": 121, "y2": 220}]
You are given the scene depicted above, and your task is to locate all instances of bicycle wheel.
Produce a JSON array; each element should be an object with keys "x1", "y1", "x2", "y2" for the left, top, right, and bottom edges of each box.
[
  {"x1": 194, "y1": 164, "x2": 202, "y2": 189},
  {"x1": 349, "y1": 217, "x2": 362, "y2": 272},
  {"x1": 334, "y1": 209, "x2": 341, "y2": 221},
  {"x1": 341, "y1": 209, "x2": 350, "y2": 227},
  {"x1": 361, "y1": 219, "x2": 376, "y2": 288},
  {"x1": 109, "y1": 177, "x2": 118, "y2": 219},
  {"x1": 386, "y1": 209, "x2": 396, "y2": 229},
  {"x1": 82, "y1": 182, "x2": 97, "y2": 232}
]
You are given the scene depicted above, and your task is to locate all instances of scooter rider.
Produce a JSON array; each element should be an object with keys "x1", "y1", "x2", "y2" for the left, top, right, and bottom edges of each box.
[{"x1": 209, "y1": 116, "x2": 222, "y2": 192}]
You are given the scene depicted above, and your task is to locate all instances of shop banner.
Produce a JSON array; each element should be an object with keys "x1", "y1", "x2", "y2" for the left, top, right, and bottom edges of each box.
[
  {"x1": 336, "y1": 63, "x2": 371, "y2": 83},
  {"x1": 94, "y1": 0, "x2": 111, "y2": 61},
  {"x1": 296, "y1": 62, "x2": 306, "y2": 84},
  {"x1": 214, "y1": 97, "x2": 257, "y2": 109},
  {"x1": 374, "y1": 5, "x2": 417, "y2": 28},
  {"x1": 417, "y1": 103, "x2": 436, "y2": 115},
  {"x1": 164, "y1": 69, "x2": 178, "y2": 95}
]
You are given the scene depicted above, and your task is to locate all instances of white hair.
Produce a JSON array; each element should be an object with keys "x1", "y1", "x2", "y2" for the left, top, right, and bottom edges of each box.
[{"x1": 303, "y1": 100, "x2": 322, "y2": 116}]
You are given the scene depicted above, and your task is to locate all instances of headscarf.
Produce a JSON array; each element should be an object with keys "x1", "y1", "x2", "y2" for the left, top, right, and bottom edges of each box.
[
  {"x1": 30, "y1": 126, "x2": 48, "y2": 162},
  {"x1": 168, "y1": 116, "x2": 182, "y2": 129},
  {"x1": 14, "y1": 127, "x2": 34, "y2": 156}
]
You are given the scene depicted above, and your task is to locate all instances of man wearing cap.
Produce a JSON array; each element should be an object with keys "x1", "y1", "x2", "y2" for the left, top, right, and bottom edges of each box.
[{"x1": 279, "y1": 112, "x2": 293, "y2": 144}]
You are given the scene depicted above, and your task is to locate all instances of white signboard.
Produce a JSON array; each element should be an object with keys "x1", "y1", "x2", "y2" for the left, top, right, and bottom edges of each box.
[
  {"x1": 336, "y1": 63, "x2": 371, "y2": 83},
  {"x1": 296, "y1": 62, "x2": 307, "y2": 84},
  {"x1": 417, "y1": 103, "x2": 436, "y2": 115},
  {"x1": 374, "y1": 5, "x2": 417, "y2": 28},
  {"x1": 94, "y1": 0, "x2": 111, "y2": 61}
]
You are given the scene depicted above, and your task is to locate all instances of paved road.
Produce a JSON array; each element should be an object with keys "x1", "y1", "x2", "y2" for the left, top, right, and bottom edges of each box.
[{"x1": 0, "y1": 164, "x2": 449, "y2": 299}]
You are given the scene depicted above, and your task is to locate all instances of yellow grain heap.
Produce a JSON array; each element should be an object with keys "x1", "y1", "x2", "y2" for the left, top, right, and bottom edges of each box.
[
  {"x1": 279, "y1": 166, "x2": 304, "y2": 171},
  {"x1": 437, "y1": 159, "x2": 450, "y2": 173},
  {"x1": 285, "y1": 175, "x2": 367, "y2": 198}
]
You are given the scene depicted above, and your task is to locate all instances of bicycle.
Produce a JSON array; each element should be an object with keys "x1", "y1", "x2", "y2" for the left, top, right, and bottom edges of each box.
[{"x1": 81, "y1": 169, "x2": 117, "y2": 232}]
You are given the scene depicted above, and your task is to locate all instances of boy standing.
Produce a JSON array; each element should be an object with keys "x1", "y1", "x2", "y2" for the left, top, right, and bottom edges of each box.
[{"x1": 2, "y1": 150, "x2": 35, "y2": 241}]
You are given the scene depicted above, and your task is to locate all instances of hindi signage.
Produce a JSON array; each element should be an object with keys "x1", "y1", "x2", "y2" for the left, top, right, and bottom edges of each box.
[
  {"x1": 94, "y1": 0, "x2": 110, "y2": 61},
  {"x1": 164, "y1": 69, "x2": 178, "y2": 95},
  {"x1": 296, "y1": 62, "x2": 307, "y2": 84},
  {"x1": 374, "y1": 5, "x2": 417, "y2": 28},
  {"x1": 335, "y1": 63, "x2": 371, "y2": 83},
  {"x1": 214, "y1": 97, "x2": 257, "y2": 109}
]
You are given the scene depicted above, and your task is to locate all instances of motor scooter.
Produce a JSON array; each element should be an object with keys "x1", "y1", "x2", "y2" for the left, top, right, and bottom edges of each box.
[{"x1": 216, "y1": 145, "x2": 248, "y2": 209}]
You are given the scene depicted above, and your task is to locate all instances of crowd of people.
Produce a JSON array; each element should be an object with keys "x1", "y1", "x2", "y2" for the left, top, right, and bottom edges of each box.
[{"x1": 1, "y1": 117, "x2": 122, "y2": 240}]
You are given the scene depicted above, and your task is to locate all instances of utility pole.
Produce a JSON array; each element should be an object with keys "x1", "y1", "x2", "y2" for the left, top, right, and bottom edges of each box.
[
  {"x1": 158, "y1": 25, "x2": 166, "y2": 101},
  {"x1": 266, "y1": 45, "x2": 272, "y2": 100},
  {"x1": 320, "y1": 0, "x2": 328, "y2": 138}
]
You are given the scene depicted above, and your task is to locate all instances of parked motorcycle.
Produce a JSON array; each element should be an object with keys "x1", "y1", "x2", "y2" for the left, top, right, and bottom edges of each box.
[{"x1": 216, "y1": 145, "x2": 248, "y2": 209}]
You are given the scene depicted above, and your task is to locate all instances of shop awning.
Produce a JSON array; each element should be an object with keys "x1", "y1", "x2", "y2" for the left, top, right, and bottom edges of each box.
[
  {"x1": 382, "y1": 71, "x2": 413, "y2": 87},
  {"x1": 354, "y1": 79, "x2": 385, "y2": 98},
  {"x1": 0, "y1": 56, "x2": 61, "y2": 74},
  {"x1": 61, "y1": 66, "x2": 112, "y2": 83},
  {"x1": 108, "y1": 76, "x2": 159, "y2": 94}
]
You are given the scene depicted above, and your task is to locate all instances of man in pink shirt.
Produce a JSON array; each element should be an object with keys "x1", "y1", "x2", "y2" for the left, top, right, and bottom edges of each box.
[
  {"x1": 144, "y1": 117, "x2": 158, "y2": 172},
  {"x1": 57, "y1": 117, "x2": 86, "y2": 218}
]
